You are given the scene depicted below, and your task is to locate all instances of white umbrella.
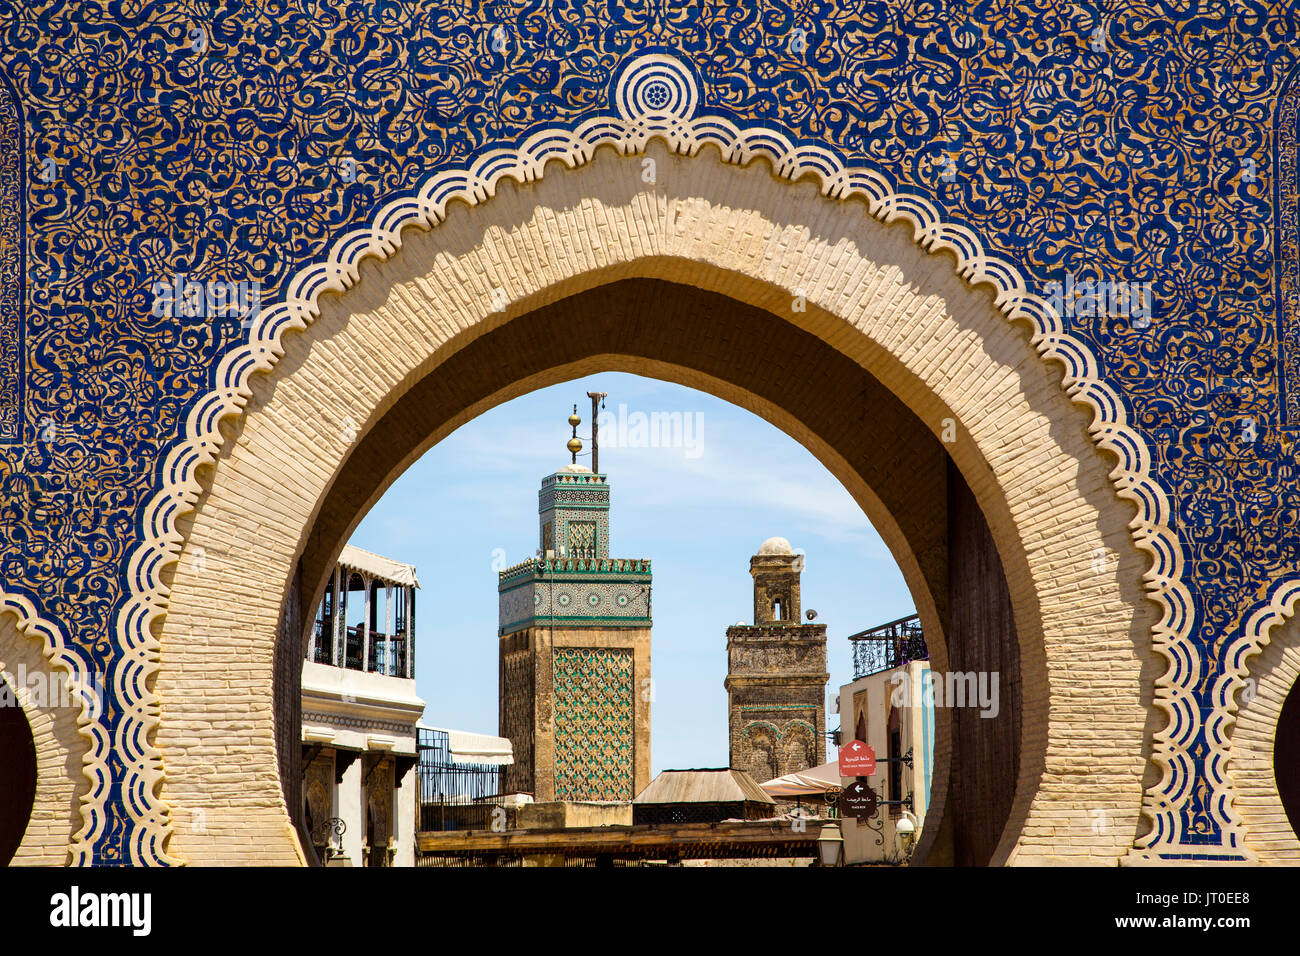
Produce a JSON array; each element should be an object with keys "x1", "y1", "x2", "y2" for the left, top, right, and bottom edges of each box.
[{"x1": 758, "y1": 760, "x2": 844, "y2": 798}]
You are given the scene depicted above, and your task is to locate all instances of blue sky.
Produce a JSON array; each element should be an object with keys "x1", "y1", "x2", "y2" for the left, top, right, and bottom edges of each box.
[{"x1": 349, "y1": 372, "x2": 914, "y2": 774}]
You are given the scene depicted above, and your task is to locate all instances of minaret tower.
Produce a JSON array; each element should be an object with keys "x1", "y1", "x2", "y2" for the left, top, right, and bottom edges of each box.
[
  {"x1": 497, "y1": 397, "x2": 652, "y2": 802},
  {"x1": 725, "y1": 537, "x2": 829, "y2": 782}
]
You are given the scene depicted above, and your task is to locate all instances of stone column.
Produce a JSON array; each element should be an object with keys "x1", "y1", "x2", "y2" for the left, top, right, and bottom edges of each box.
[
  {"x1": 394, "y1": 757, "x2": 417, "y2": 866},
  {"x1": 332, "y1": 566, "x2": 344, "y2": 667},
  {"x1": 385, "y1": 584, "x2": 394, "y2": 675},
  {"x1": 338, "y1": 752, "x2": 363, "y2": 865},
  {"x1": 406, "y1": 586, "x2": 415, "y2": 678},
  {"x1": 361, "y1": 574, "x2": 371, "y2": 672}
]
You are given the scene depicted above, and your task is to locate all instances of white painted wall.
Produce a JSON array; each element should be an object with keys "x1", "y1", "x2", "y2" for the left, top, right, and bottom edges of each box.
[{"x1": 837, "y1": 660, "x2": 934, "y2": 864}]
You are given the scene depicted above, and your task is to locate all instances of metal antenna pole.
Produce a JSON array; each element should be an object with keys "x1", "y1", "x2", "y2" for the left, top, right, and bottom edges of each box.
[
  {"x1": 568, "y1": 404, "x2": 580, "y2": 465},
  {"x1": 587, "y1": 391, "x2": 606, "y2": 473}
]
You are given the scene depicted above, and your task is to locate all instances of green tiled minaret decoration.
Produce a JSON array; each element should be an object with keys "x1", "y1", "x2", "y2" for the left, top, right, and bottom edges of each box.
[{"x1": 497, "y1": 396, "x2": 652, "y2": 802}]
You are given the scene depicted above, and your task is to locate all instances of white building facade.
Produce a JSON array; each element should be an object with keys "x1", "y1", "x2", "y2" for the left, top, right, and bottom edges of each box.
[
  {"x1": 836, "y1": 616, "x2": 935, "y2": 865},
  {"x1": 301, "y1": 545, "x2": 424, "y2": 867}
]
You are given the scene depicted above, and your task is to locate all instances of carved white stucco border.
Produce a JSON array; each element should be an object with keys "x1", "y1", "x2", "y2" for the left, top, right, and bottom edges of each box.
[{"x1": 99, "y1": 53, "x2": 1205, "y2": 864}]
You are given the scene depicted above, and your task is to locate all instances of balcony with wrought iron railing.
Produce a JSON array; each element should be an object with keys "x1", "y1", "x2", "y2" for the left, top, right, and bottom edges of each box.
[
  {"x1": 309, "y1": 619, "x2": 413, "y2": 679},
  {"x1": 848, "y1": 614, "x2": 928, "y2": 680}
]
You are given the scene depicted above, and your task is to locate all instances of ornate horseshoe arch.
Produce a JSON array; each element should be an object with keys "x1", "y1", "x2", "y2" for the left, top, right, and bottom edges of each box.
[
  {"x1": 0, "y1": 592, "x2": 99, "y2": 864},
  {"x1": 1218, "y1": 580, "x2": 1300, "y2": 862},
  {"x1": 77, "y1": 53, "x2": 1219, "y2": 865}
]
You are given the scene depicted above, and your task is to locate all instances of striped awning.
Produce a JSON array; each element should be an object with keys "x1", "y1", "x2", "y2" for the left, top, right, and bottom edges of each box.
[{"x1": 338, "y1": 544, "x2": 419, "y2": 588}]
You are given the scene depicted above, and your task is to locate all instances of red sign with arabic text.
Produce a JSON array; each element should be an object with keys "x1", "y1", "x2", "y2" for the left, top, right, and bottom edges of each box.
[{"x1": 838, "y1": 739, "x2": 876, "y2": 776}]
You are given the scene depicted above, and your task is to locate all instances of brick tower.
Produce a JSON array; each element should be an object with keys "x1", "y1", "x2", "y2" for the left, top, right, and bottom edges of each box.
[
  {"x1": 725, "y1": 537, "x2": 829, "y2": 782},
  {"x1": 497, "y1": 401, "x2": 652, "y2": 802}
]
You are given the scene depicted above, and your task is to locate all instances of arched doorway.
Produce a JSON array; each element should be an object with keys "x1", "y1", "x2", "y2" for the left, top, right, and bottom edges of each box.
[
  {"x1": 0, "y1": 672, "x2": 37, "y2": 864},
  {"x1": 1222, "y1": 588, "x2": 1300, "y2": 862},
  {"x1": 1277, "y1": 681, "x2": 1300, "y2": 838},
  {"x1": 0, "y1": 608, "x2": 94, "y2": 865},
  {"x1": 150, "y1": 140, "x2": 1157, "y2": 866}
]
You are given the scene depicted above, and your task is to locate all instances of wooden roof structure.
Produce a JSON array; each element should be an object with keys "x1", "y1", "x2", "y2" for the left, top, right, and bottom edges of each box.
[
  {"x1": 632, "y1": 768, "x2": 775, "y2": 806},
  {"x1": 417, "y1": 818, "x2": 829, "y2": 863}
]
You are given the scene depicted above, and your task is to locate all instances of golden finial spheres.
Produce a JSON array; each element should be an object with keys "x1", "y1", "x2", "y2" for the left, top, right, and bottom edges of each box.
[{"x1": 567, "y1": 403, "x2": 583, "y2": 464}]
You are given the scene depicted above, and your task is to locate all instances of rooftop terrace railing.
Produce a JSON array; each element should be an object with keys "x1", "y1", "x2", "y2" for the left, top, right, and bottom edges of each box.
[
  {"x1": 848, "y1": 613, "x2": 927, "y2": 680},
  {"x1": 417, "y1": 727, "x2": 506, "y2": 832}
]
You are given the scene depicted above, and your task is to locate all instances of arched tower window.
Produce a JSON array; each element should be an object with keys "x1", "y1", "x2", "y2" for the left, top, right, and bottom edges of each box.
[{"x1": 750, "y1": 539, "x2": 802, "y2": 624}]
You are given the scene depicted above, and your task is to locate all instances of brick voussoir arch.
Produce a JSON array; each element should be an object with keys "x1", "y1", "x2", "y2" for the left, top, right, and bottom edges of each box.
[{"x1": 106, "y1": 53, "x2": 1197, "y2": 865}]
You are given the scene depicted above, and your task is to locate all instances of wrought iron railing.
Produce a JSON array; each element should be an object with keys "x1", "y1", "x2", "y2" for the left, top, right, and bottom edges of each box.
[
  {"x1": 307, "y1": 582, "x2": 416, "y2": 678},
  {"x1": 417, "y1": 727, "x2": 505, "y2": 832},
  {"x1": 849, "y1": 614, "x2": 927, "y2": 680},
  {"x1": 367, "y1": 634, "x2": 407, "y2": 676},
  {"x1": 310, "y1": 619, "x2": 332, "y2": 664},
  {"x1": 307, "y1": 623, "x2": 411, "y2": 678}
]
